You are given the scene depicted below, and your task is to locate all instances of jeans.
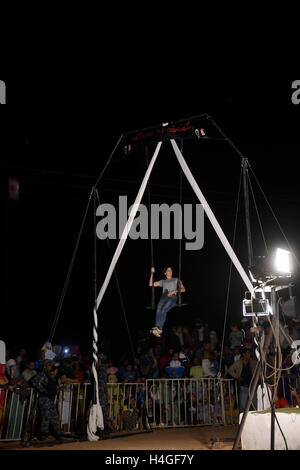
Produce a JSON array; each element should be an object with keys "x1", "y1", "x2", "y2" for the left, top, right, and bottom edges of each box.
[
  {"x1": 239, "y1": 386, "x2": 257, "y2": 413},
  {"x1": 155, "y1": 297, "x2": 177, "y2": 330}
]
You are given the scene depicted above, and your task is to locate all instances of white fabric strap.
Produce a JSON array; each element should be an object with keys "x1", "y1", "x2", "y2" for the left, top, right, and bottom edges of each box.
[
  {"x1": 87, "y1": 306, "x2": 104, "y2": 441},
  {"x1": 96, "y1": 141, "x2": 162, "y2": 310},
  {"x1": 170, "y1": 139, "x2": 254, "y2": 295}
]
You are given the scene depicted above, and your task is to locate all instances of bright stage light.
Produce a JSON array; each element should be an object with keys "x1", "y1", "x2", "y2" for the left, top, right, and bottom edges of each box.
[{"x1": 274, "y1": 248, "x2": 292, "y2": 276}]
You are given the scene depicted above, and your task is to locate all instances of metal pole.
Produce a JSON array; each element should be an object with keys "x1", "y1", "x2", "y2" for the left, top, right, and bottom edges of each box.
[
  {"x1": 232, "y1": 324, "x2": 273, "y2": 450},
  {"x1": 270, "y1": 286, "x2": 278, "y2": 451},
  {"x1": 242, "y1": 158, "x2": 254, "y2": 268}
]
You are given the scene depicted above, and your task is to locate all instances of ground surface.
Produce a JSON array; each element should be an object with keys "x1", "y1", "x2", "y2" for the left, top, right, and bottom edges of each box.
[{"x1": 1, "y1": 426, "x2": 238, "y2": 451}]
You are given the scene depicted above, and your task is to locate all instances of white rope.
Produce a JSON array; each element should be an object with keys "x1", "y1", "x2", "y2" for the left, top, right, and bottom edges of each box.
[
  {"x1": 170, "y1": 139, "x2": 254, "y2": 295},
  {"x1": 87, "y1": 306, "x2": 104, "y2": 441}
]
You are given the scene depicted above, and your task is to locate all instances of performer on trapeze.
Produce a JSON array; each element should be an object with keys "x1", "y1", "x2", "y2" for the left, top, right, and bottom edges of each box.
[{"x1": 149, "y1": 266, "x2": 186, "y2": 338}]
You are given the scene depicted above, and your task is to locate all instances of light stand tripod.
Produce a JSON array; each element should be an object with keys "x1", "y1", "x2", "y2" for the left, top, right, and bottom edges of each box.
[{"x1": 232, "y1": 283, "x2": 289, "y2": 451}]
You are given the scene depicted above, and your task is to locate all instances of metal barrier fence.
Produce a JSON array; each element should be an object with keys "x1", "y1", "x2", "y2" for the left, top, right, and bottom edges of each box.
[
  {"x1": 0, "y1": 376, "x2": 299, "y2": 442},
  {"x1": 145, "y1": 378, "x2": 239, "y2": 428},
  {"x1": 0, "y1": 383, "x2": 92, "y2": 441},
  {"x1": 0, "y1": 386, "x2": 36, "y2": 441}
]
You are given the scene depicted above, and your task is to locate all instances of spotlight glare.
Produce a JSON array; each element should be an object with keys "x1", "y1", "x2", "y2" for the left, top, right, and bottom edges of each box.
[{"x1": 275, "y1": 248, "x2": 292, "y2": 275}]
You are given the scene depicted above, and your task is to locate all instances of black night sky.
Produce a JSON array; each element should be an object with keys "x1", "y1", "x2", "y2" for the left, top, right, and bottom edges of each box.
[{"x1": 2, "y1": 78, "x2": 300, "y2": 360}]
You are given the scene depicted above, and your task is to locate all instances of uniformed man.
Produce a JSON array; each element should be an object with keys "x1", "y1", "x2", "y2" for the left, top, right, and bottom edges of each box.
[
  {"x1": 96, "y1": 353, "x2": 110, "y2": 439},
  {"x1": 31, "y1": 360, "x2": 62, "y2": 440}
]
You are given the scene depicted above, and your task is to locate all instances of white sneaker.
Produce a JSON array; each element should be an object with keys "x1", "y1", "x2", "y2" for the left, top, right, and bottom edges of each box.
[{"x1": 151, "y1": 327, "x2": 162, "y2": 338}]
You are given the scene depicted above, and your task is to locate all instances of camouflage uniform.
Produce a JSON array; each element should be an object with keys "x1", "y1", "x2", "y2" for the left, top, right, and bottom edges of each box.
[
  {"x1": 96, "y1": 356, "x2": 110, "y2": 438},
  {"x1": 32, "y1": 368, "x2": 61, "y2": 437}
]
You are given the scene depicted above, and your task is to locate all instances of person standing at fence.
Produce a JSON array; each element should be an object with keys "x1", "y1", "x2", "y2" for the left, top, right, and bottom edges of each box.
[
  {"x1": 4, "y1": 361, "x2": 27, "y2": 439},
  {"x1": 31, "y1": 360, "x2": 62, "y2": 440},
  {"x1": 228, "y1": 348, "x2": 257, "y2": 414},
  {"x1": 57, "y1": 371, "x2": 79, "y2": 433},
  {"x1": 96, "y1": 354, "x2": 110, "y2": 440},
  {"x1": 22, "y1": 360, "x2": 37, "y2": 384}
]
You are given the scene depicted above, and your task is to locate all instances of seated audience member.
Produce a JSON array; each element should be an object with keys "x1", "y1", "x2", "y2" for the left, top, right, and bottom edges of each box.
[
  {"x1": 229, "y1": 324, "x2": 244, "y2": 351},
  {"x1": 174, "y1": 327, "x2": 185, "y2": 348},
  {"x1": 203, "y1": 322, "x2": 210, "y2": 343},
  {"x1": 195, "y1": 341, "x2": 211, "y2": 363},
  {"x1": 118, "y1": 359, "x2": 130, "y2": 381},
  {"x1": 189, "y1": 357, "x2": 203, "y2": 379},
  {"x1": 210, "y1": 350, "x2": 220, "y2": 377},
  {"x1": 192, "y1": 319, "x2": 205, "y2": 349},
  {"x1": 147, "y1": 348, "x2": 159, "y2": 379},
  {"x1": 138, "y1": 350, "x2": 158, "y2": 379},
  {"x1": 222, "y1": 346, "x2": 234, "y2": 373},
  {"x1": 107, "y1": 359, "x2": 118, "y2": 378},
  {"x1": 233, "y1": 347, "x2": 242, "y2": 362},
  {"x1": 202, "y1": 351, "x2": 216, "y2": 378},
  {"x1": 209, "y1": 331, "x2": 218, "y2": 351},
  {"x1": 179, "y1": 346, "x2": 193, "y2": 370},
  {"x1": 153, "y1": 344, "x2": 162, "y2": 362},
  {"x1": 182, "y1": 327, "x2": 194, "y2": 349},
  {"x1": 165, "y1": 353, "x2": 185, "y2": 378},
  {"x1": 138, "y1": 353, "x2": 151, "y2": 379},
  {"x1": 159, "y1": 348, "x2": 174, "y2": 373},
  {"x1": 123, "y1": 364, "x2": 137, "y2": 383},
  {"x1": 34, "y1": 349, "x2": 45, "y2": 372},
  {"x1": 16, "y1": 348, "x2": 28, "y2": 373}
]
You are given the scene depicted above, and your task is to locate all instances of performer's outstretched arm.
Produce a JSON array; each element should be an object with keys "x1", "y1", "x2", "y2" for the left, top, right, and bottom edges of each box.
[{"x1": 149, "y1": 267, "x2": 160, "y2": 287}]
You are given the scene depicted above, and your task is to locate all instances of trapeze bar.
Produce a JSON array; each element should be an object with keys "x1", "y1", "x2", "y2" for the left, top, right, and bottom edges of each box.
[
  {"x1": 123, "y1": 114, "x2": 226, "y2": 153},
  {"x1": 124, "y1": 113, "x2": 210, "y2": 137}
]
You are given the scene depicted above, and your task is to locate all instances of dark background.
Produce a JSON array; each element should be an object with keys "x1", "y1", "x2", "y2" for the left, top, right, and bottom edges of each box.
[{"x1": 1, "y1": 77, "x2": 300, "y2": 360}]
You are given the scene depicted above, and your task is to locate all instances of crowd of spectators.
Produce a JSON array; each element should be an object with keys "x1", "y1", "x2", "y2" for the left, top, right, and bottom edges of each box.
[
  {"x1": 2, "y1": 316, "x2": 300, "y2": 432},
  {"x1": 1, "y1": 316, "x2": 300, "y2": 439},
  {"x1": 3, "y1": 316, "x2": 300, "y2": 388}
]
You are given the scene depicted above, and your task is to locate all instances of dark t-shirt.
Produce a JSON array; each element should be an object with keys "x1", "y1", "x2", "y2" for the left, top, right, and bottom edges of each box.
[{"x1": 240, "y1": 362, "x2": 253, "y2": 387}]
